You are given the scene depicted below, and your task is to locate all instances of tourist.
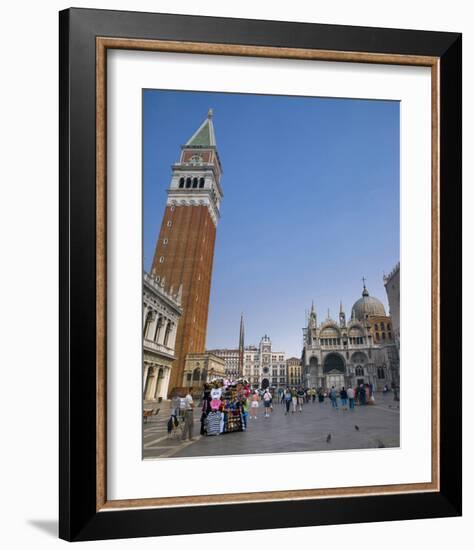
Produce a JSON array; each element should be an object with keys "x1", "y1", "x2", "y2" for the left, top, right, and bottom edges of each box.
[
  {"x1": 312, "y1": 387, "x2": 317, "y2": 403},
  {"x1": 263, "y1": 389, "x2": 272, "y2": 417},
  {"x1": 291, "y1": 387, "x2": 298, "y2": 413},
  {"x1": 297, "y1": 387, "x2": 305, "y2": 412},
  {"x1": 359, "y1": 384, "x2": 366, "y2": 405},
  {"x1": 181, "y1": 389, "x2": 195, "y2": 441},
  {"x1": 241, "y1": 397, "x2": 249, "y2": 429},
  {"x1": 330, "y1": 386, "x2": 338, "y2": 408},
  {"x1": 340, "y1": 386, "x2": 348, "y2": 410},
  {"x1": 250, "y1": 390, "x2": 259, "y2": 419},
  {"x1": 200, "y1": 391, "x2": 212, "y2": 435},
  {"x1": 347, "y1": 386, "x2": 355, "y2": 410},
  {"x1": 171, "y1": 392, "x2": 180, "y2": 417},
  {"x1": 318, "y1": 388, "x2": 325, "y2": 403},
  {"x1": 278, "y1": 387, "x2": 284, "y2": 404},
  {"x1": 284, "y1": 387, "x2": 292, "y2": 415}
]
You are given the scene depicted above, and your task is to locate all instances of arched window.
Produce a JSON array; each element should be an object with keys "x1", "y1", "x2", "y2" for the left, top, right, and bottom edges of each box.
[
  {"x1": 382, "y1": 332, "x2": 386, "y2": 340},
  {"x1": 374, "y1": 324, "x2": 379, "y2": 330},
  {"x1": 375, "y1": 332, "x2": 380, "y2": 341},
  {"x1": 154, "y1": 316, "x2": 163, "y2": 342},
  {"x1": 381, "y1": 322, "x2": 385, "y2": 330},
  {"x1": 143, "y1": 310, "x2": 153, "y2": 338},
  {"x1": 193, "y1": 368, "x2": 201, "y2": 381},
  {"x1": 179, "y1": 177, "x2": 185, "y2": 188},
  {"x1": 388, "y1": 332, "x2": 392, "y2": 339},
  {"x1": 355, "y1": 365, "x2": 364, "y2": 376},
  {"x1": 163, "y1": 322, "x2": 172, "y2": 347},
  {"x1": 199, "y1": 177, "x2": 205, "y2": 188},
  {"x1": 387, "y1": 323, "x2": 391, "y2": 330},
  {"x1": 192, "y1": 177, "x2": 198, "y2": 188},
  {"x1": 377, "y1": 367, "x2": 385, "y2": 379},
  {"x1": 185, "y1": 177, "x2": 191, "y2": 188}
]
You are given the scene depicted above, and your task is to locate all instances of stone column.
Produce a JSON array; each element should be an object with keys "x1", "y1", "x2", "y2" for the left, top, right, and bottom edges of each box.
[{"x1": 145, "y1": 366, "x2": 159, "y2": 401}]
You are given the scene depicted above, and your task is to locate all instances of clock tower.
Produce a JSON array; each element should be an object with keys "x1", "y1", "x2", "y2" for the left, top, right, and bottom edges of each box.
[{"x1": 151, "y1": 110, "x2": 223, "y2": 395}]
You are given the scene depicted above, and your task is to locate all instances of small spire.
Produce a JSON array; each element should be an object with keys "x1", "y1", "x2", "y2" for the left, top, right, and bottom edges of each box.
[
  {"x1": 340, "y1": 301, "x2": 343, "y2": 314},
  {"x1": 327, "y1": 308, "x2": 330, "y2": 319},
  {"x1": 362, "y1": 276, "x2": 369, "y2": 297},
  {"x1": 208, "y1": 108, "x2": 213, "y2": 119},
  {"x1": 311, "y1": 301, "x2": 315, "y2": 315}
]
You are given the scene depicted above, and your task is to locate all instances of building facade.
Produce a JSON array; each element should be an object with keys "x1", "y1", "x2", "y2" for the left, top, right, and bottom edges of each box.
[
  {"x1": 206, "y1": 348, "x2": 240, "y2": 379},
  {"x1": 151, "y1": 110, "x2": 223, "y2": 396},
  {"x1": 287, "y1": 357, "x2": 302, "y2": 387},
  {"x1": 207, "y1": 315, "x2": 245, "y2": 380},
  {"x1": 182, "y1": 353, "x2": 226, "y2": 390},
  {"x1": 143, "y1": 272, "x2": 182, "y2": 402},
  {"x1": 301, "y1": 283, "x2": 399, "y2": 391},
  {"x1": 384, "y1": 262, "x2": 400, "y2": 348},
  {"x1": 243, "y1": 335, "x2": 287, "y2": 390}
]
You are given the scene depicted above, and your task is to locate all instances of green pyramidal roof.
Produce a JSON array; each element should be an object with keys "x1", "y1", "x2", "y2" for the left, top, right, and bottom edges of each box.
[{"x1": 185, "y1": 109, "x2": 216, "y2": 147}]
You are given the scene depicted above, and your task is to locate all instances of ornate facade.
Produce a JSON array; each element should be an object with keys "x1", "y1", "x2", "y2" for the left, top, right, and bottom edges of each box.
[
  {"x1": 143, "y1": 272, "x2": 182, "y2": 402},
  {"x1": 243, "y1": 336, "x2": 287, "y2": 390},
  {"x1": 151, "y1": 110, "x2": 223, "y2": 395},
  {"x1": 301, "y1": 283, "x2": 399, "y2": 391}
]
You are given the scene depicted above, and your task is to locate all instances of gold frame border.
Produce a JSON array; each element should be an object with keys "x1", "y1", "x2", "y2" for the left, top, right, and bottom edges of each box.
[{"x1": 96, "y1": 37, "x2": 440, "y2": 512}]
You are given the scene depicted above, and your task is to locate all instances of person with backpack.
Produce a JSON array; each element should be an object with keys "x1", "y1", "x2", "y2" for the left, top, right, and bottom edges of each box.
[{"x1": 263, "y1": 389, "x2": 272, "y2": 417}]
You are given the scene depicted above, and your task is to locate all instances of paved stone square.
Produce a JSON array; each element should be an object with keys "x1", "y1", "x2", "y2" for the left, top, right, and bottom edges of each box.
[{"x1": 143, "y1": 392, "x2": 399, "y2": 459}]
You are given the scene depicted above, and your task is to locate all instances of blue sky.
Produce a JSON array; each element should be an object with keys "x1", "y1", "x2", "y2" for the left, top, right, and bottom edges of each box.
[{"x1": 143, "y1": 90, "x2": 399, "y2": 357}]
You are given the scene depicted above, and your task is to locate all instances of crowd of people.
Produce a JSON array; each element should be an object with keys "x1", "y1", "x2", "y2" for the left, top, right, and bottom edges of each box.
[{"x1": 168, "y1": 380, "x2": 383, "y2": 440}]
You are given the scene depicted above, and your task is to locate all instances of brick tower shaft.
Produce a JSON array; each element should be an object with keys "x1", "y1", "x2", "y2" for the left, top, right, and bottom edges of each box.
[{"x1": 151, "y1": 110, "x2": 223, "y2": 395}]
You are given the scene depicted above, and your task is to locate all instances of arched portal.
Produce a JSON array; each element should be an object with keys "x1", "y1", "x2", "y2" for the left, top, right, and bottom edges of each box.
[
  {"x1": 261, "y1": 378, "x2": 270, "y2": 389},
  {"x1": 323, "y1": 353, "x2": 345, "y2": 390},
  {"x1": 323, "y1": 353, "x2": 345, "y2": 374}
]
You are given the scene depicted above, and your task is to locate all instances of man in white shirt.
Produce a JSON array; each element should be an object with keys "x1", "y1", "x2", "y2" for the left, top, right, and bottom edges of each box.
[
  {"x1": 181, "y1": 390, "x2": 195, "y2": 441},
  {"x1": 347, "y1": 386, "x2": 355, "y2": 410}
]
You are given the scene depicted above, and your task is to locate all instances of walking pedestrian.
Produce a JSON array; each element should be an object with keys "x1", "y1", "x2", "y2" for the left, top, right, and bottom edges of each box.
[
  {"x1": 284, "y1": 387, "x2": 292, "y2": 414},
  {"x1": 340, "y1": 386, "x2": 348, "y2": 410},
  {"x1": 181, "y1": 389, "x2": 195, "y2": 441},
  {"x1": 263, "y1": 389, "x2": 272, "y2": 417},
  {"x1": 347, "y1": 386, "x2": 355, "y2": 410},
  {"x1": 318, "y1": 388, "x2": 325, "y2": 403},
  {"x1": 250, "y1": 390, "x2": 259, "y2": 419},
  {"x1": 359, "y1": 384, "x2": 366, "y2": 405},
  {"x1": 241, "y1": 397, "x2": 249, "y2": 429},
  {"x1": 330, "y1": 386, "x2": 338, "y2": 409},
  {"x1": 297, "y1": 387, "x2": 305, "y2": 412},
  {"x1": 291, "y1": 387, "x2": 298, "y2": 413}
]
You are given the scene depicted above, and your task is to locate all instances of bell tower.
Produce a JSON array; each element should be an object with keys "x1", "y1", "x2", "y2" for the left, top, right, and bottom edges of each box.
[{"x1": 151, "y1": 110, "x2": 223, "y2": 395}]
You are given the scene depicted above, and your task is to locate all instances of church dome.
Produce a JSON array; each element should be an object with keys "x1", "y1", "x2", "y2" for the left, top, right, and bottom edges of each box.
[{"x1": 351, "y1": 285, "x2": 386, "y2": 320}]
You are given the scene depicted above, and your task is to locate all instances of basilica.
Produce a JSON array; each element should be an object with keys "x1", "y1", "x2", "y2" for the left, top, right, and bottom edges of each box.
[{"x1": 301, "y1": 282, "x2": 399, "y2": 391}]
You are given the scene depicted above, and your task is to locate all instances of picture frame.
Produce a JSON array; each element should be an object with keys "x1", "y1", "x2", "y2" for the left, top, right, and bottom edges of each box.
[{"x1": 59, "y1": 7, "x2": 462, "y2": 542}]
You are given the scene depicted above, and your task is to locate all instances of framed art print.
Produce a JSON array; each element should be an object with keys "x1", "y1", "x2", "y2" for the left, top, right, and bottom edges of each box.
[{"x1": 59, "y1": 8, "x2": 462, "y2": 541}]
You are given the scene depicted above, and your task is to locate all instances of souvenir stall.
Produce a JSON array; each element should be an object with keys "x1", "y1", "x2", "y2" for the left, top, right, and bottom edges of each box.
[{"x1": 202, "y1": 380, "x2": 250, "y2": 436}]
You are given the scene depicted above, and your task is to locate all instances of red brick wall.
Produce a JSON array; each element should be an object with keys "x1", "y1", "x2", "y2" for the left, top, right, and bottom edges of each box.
[{"x1": 151, "y1": 204, "x2": 217, "y2": 394}]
